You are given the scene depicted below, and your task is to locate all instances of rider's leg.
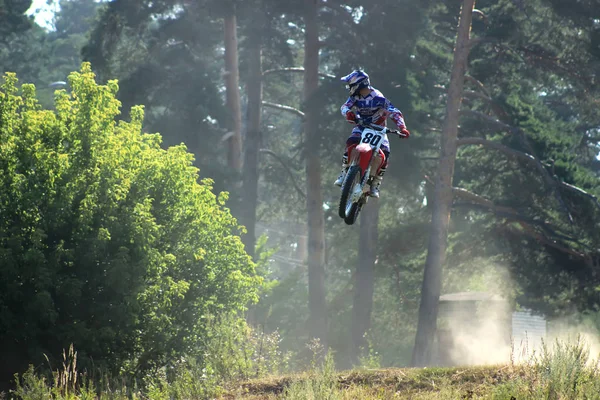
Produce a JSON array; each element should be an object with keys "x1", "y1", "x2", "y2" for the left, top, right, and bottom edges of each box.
[
  {"x1": 370, "y1": 148, "x2": 390, "y2": 198},
  {"x1": 334, "y1": 154, "x2": 349, "y2": 186},
  {"x1": 334, "y1": 131, "x2": 361, "y2": 186}
]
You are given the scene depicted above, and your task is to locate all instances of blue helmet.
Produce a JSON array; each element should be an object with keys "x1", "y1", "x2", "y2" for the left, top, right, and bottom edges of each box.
[{"x1": 341, "y1": 70, "x2": 371, "y2": 96}]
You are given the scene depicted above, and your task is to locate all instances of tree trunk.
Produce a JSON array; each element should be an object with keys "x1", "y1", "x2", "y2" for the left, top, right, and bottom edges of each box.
[
  {"x1": 303, "y1": 0, "x2": 327, "y2": 347},
  {"x1": 411, "y1": 0, "x2": 476, "y2": 367},
  {"x1": 241, "y1": 8, "x2": 263, "y2": 258},
  {"x1": 224, "y1": 1, "x2": 243, "y2": 172},
  {"x1": 351, "y1": 199, "x2": 379, "y2": 364}
]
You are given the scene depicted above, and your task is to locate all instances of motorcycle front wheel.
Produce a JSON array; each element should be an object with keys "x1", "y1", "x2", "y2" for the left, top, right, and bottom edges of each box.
[
  {"x1": 338, "y1": 165, "x2": 362, "y2": 223},
  {"x1": 344, "y1": 199, "x2": 363, "y2": 225}
]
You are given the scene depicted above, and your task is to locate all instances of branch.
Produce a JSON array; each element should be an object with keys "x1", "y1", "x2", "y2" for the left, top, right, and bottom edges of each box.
[
  {"x1": 262, "y1": 101, "x2": 305, "y2": 119},
  {"x1": 262, "y1": 67, "x2": 336, "y2": 80},
  {"x1": 468, "y1": 37, "x2": 486, "y2": 50},
  {"x1": 451, "y1": 187, "x2": 587, "y2": 259},
  {"x1": 463, "y1": 77, "x2": 511, "y2": 121},
  {"x1": 259, "y1": 149, "x2": 306, "y2": 199},
  {"x1": 457, "y1": 137, "x2": 577, "y2": 223},
  {"x1": 220, "y1": 131, "x2": 236, "y2": 142},
  {"x1": 451, "y1": 188, "x2": 571, "y2": 241},
  {"x1": 463, "y1": 94, "x2": 509, "y2": 121},
  {"x1": 431, "y1": 31, "x2": 455, "y2": 51},
  {"x1": 559, "y1": 181, "x2": 600, "y2": 209},
  {"x1": 459, "y1": 109, "x2": 515, "y2": 133},
  {"x1": 517, "y1": 45, "x2": 592, "y2": 89},
  {"x1": 463, "y1": 90, "x2": 492, "y2": 103},
  {"x1": 452, "y1": 187, "x2": 515, "y2": 215},
  {"x1": 457, "y1": 137, "x2": 554, "y2": 187},
  {"x1": 457, "y1": 137, "x2": 535, "y2": 161},
  {"x1": 472, "y1": 9, "x2": 488, "y2": 24},
  {"x1": 461, "y1": 107, "x2": 581, "y2": 224},
  {"x1": 464, "y1": 75, "x2": 492, "y2": 98},
  {"x1": 453, "y1": 201, "x2": 577, "y2": 244},
  {"x1": 501, "y1": 222, "x2": 587, "y2": 259}
]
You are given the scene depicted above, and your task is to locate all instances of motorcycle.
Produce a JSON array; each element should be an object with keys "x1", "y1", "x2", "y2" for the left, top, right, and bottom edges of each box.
[{"x1": 338, "y1": 121, "x2": 401, "y2": 225}]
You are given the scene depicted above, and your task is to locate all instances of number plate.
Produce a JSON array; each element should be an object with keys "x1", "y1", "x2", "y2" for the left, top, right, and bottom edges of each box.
[{"x1": 360, "y1": 129, "x2": 384, "y2": 150}]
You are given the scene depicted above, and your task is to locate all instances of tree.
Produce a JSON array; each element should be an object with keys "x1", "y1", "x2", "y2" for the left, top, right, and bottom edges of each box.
[
  {"x1": 240, "y1": 2, "x2": 264, "y2": 258},
  {"x1": 0, "y1": 0, "x2": 41, "y2": 93},
  {"x1": 250, "y1": 0, "x2": 433, "y2": 365},
  {"x1": 83, "y1": 0, "x2": 232, "y2": 191},
  {"x1": 75, "y1": 0, "x2": 600, "y2": 370},
  {"x1": 351, "y1": 201, "x2": 379, "y2": 364},
  {"x1": 0, "y1": 64, "x2": 261, "y2": 383},
  {"x1": 223, "y1": 0, "x2": 243, "y2": 173},
  {"x1": 0, "y1": 0, "x2": 32, "y2": 43},
  {"x1": 412, "y1": 0, "x2": 476, "y2": 367},
  {"x1": 407, "y1": 0, "x2": 600, "y2": 367},
  {"x1": 303, "y1": 0, "x2": 327, "y2": 347},
  {"x1": 0, "y1": 0, "x2": 104, "y2": 108}
]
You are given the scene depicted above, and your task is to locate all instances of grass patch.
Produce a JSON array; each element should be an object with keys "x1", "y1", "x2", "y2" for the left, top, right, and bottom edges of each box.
[
  {"x1": 221, "y1": 336, "x2": 600, "y2": 399},
  {"x1": 8, "y1": 336, "x2": 600, "y2": 399},
  {"x1": 221, "y1": 365, "x2": 522, "y2": 399}
]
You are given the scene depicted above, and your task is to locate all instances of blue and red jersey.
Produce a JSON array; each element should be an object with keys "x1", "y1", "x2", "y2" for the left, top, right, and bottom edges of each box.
[{"x1": 340, "y1": 87, "x2": 406, "y2": 129}]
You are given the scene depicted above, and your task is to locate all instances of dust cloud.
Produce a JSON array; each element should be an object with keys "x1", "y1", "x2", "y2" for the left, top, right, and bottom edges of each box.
[
  {"x1": 544, "y1": 317, "x2": 600, "y2": 365},
  {"x1": 437, "y1": 262, "x2": 515, "y2": 366},
  {"x1": 438, "y1": 299, "x2": 600, "y2": 367},
  {"x1": 437, "y1": 294, "x2": 513, "y2": 366}
]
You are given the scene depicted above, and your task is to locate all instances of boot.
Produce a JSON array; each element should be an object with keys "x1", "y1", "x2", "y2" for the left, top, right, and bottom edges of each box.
[
  {"x1": 369, "y1": 167, "x2": 386, "y2": 198},
  {"x1": 334, "y1": 155, "x2": 349, "y2": 187}
]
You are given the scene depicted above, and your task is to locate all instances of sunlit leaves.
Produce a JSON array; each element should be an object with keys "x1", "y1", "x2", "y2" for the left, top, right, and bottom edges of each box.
[{"x1": 0, "y1": 63, "x2": 261, "y2": 377}]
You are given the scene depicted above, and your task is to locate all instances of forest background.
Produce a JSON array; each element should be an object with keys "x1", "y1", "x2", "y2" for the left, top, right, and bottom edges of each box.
[{"x1": 3, "y1": 0, "x2": 600, "y2": 397}]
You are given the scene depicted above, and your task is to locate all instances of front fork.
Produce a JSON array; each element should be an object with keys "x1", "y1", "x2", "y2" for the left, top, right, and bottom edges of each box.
[
  {"x1": 349, "y1": 147, "x2": 383, "y2": 178},
  {"x1": 349, "y1": 152, "x2": 380, "y2": 203}
]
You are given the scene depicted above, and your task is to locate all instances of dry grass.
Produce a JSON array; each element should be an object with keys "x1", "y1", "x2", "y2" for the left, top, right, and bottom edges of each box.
[
  {"x1": 11, "y1": 337, "x2": 600, "y2": 399},
  {"x1": 219, "y1": 365, "x2": 526, "y2": 399}
]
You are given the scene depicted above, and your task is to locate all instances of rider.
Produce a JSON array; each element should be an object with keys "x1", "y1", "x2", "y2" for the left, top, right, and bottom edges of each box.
[{"x1": 335, "y1": 70, "x2": 410, "y2": 198}]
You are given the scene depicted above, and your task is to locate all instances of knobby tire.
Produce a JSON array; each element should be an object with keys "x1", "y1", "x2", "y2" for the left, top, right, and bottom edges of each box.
[{"x1": 338, "y1": 165, "x2": 362, "y2": 225}]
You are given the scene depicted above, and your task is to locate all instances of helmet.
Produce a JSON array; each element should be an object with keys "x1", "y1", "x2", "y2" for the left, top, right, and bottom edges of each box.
[{"x1": 341, "y1": 70, "x2": 370, "y2": 96}]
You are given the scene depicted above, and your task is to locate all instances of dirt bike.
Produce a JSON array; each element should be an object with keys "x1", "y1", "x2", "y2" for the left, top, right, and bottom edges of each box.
[{"x1": 338, "y1": 121, "x2": 401, "y2": 225}]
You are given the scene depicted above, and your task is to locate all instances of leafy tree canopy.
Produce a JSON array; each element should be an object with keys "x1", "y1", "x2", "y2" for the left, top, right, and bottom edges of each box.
[
  {"x1": 0, "y1": 0, "x2": 33, "y2": 42},
  {"x1": 0, "y1": 63, "x2": 261, "y2": 381}
]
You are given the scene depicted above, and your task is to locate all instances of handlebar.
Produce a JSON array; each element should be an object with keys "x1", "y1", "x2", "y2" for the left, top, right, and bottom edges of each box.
[{"x1": 356, "y1": 119, "x2": 404, "y2": 137}]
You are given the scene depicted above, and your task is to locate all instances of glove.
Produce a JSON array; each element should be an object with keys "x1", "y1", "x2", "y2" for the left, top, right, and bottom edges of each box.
[
  {"x1": 399, "y1": 127, "x2": 410, "y2": 138},
  {"x1": 345, "y1": 111, "x2": 357, "y2": 124}
]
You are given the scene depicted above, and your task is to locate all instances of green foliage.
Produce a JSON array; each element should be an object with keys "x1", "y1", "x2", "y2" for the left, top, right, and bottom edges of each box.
[
  {"x1": 0, "y1": 63, "x2": 261, "y2": 380},
  {"x1": 14, "y1": 338, "x2": 600, "y2": 399},
  {"x1": 283, "y1": 351, "x2": 339, "y2": 400},
  {"x1": 201, "y1": 313, "x2": 290, "y2": 382},
  {"x1": 9, "y1": 0, "x2": 600, "y2": 383},
  {"x1": 82, "y1": 0, "x2": 236, "y2": 195},
  {"x1": 13, "y1": 366, "x2": 53, "y2": 400},
  {"x1": 356, "y1": 332, "x2": 382, "y2": 370},
  {"x1": 493, "y1": 336, "x2": 600, "y2": 399},
  {"x1": 1, "y1": 0, "x2": 104, "y2": 109},
  {"x1": 11, "y1": 316, "x2": 287, "y2": 400},
  {"x1": 0, "y1": 0, "x2": 33, "y2": 42}
]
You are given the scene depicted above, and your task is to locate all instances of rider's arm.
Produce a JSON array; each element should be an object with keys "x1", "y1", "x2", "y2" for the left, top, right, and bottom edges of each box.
[
  {"x1": 341, "y1": 97, "x2": 357, "y2": 123},
  {"x1": 340, "y1": 97, "x2": 356, "y2": 116},
  {"x1": 384, "y1": 98, "x2": 406, "y2": 129}
]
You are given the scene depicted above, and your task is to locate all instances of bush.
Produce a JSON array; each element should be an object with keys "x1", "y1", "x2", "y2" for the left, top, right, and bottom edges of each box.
[
  {"x1": 11, "y1": 316, "x2": 288, "y2": 400},
  {"x1": 0, "y1": 64, "x2": 262, "y2": 380},
  {"x1": 283, "y1": 352, "x2": 339, "y2": 400},
  {"x1": 493, "y1": 335, "x2": 600, "y2": 399}
]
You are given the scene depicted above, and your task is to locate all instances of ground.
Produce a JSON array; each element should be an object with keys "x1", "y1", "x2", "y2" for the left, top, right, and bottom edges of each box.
[{"x1": 219, "y1": 365, "x2": 524, "y2": 399}]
